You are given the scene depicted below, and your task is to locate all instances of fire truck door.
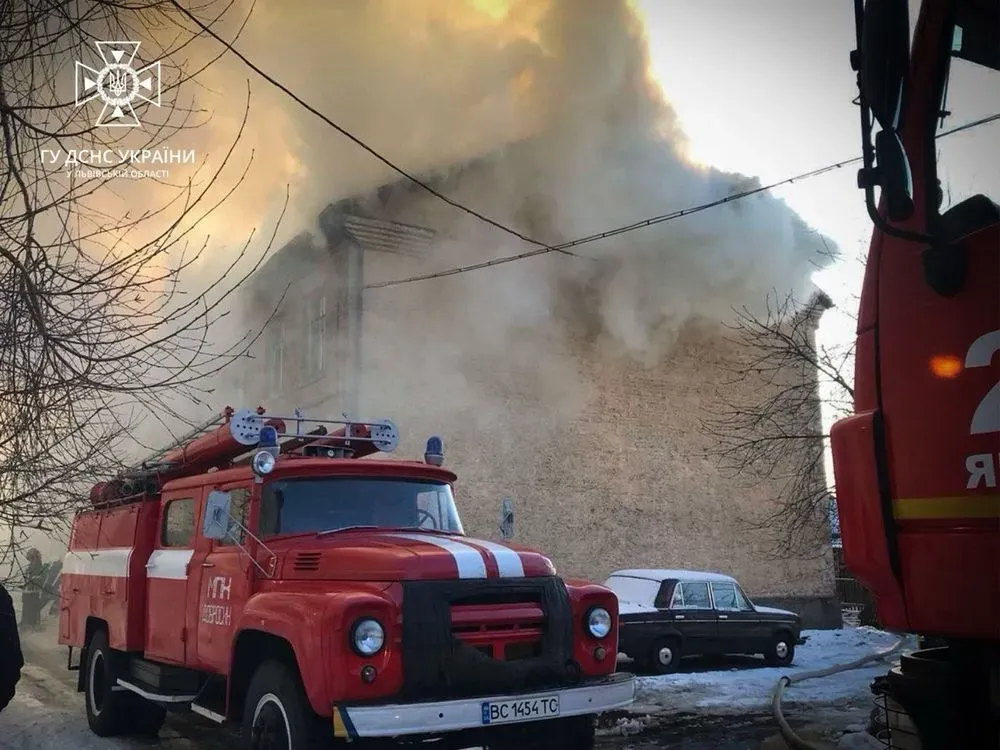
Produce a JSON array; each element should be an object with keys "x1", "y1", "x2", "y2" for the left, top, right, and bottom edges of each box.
[
  {"x1": 145, "y1": 488, "x2": 205, "y2": 665},
  {"x1": 193, "y1": 486, "x2": 254, "y2": 673}
]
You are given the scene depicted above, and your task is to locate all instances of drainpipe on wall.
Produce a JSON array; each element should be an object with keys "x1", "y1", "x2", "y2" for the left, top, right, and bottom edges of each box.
[{"x1": 346, "y1": 238, "x2": 364, "y2": 417}]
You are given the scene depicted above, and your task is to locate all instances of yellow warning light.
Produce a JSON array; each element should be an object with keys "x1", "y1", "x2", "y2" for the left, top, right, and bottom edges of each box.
[{"x1": 929, "y1": 354, "x2": 963, "y2": 379}]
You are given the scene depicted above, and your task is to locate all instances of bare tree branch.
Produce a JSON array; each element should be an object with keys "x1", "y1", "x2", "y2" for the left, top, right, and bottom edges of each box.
[
  {"x1": 0, "y1": 0, "x2": 280, "y2": 574},
  {"x1": 700, "y1": 286, "x2": 856, "y2": 560}
]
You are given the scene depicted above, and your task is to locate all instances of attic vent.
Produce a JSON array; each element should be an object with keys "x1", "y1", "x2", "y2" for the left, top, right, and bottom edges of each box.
[{"x1": 293, "y1": 552, "x2": 321, "y2": 571}]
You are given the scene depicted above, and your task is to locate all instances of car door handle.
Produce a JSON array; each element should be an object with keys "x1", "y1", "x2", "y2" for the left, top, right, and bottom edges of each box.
[
  {"x1": 674, "y1": 614, "x2": 685, "y2": 620},
  {"x1": 201, "y1": 562, "x2": 215, "y2": 568},
  {"x1": 719, "y1": 614, "x2": 728, "y2": 619}
]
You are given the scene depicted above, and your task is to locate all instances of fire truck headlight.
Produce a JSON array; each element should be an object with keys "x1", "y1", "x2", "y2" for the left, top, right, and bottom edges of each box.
[
  {"x1": 351, "y1": 618, "x2": 385, "y2": 656},
  {"x1": 586, "y1": 607, "x2": 612, "y2": 639},
  {"x1": 251, "y1": 450, "x2": 276, "y2": 476}
]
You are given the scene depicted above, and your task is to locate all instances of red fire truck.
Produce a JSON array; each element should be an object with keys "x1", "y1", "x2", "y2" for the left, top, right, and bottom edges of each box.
[
  {"x1": 58, "y1": 408, "x2": 634, "y2": 749},
  {"x1": 832, "y1": 0, "x2": 998, "y2": 746}
]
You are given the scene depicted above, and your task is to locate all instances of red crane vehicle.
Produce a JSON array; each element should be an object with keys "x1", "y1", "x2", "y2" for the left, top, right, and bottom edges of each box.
[
  {"x1": 832, "y1": 0, "x2": 998, "y2": 747},
  {"x1": 58, "y1": 407, "x2": 634, "y2": 749}
]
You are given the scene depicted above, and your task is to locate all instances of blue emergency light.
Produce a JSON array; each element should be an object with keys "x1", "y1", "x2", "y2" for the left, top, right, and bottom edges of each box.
[
  {"x1": 424, "y1": 436, "x2": 444, "y2": 466},
  {"x1": 259, "y1": 425, "x2": 279, "y2": 448}
]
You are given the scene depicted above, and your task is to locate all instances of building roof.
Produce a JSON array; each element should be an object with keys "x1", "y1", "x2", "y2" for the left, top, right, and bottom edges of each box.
[{"x1": 608, "y1": 568, "x2": 738, "y2": 584}]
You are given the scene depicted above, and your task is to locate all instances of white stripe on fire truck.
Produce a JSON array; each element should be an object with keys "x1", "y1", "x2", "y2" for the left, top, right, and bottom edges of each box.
[
  {"x1": 146, "y1": 549, "x2": 194, "y2": 580},
  {"x1": 387, "y1": 534, "x2": 488, "y2": 579},
  {"x1": 62, "y1": 547, "x2": 132, "y2": 578},
  {"x1": 465, "y1": 539, "x2": 525, "y2": 578}
]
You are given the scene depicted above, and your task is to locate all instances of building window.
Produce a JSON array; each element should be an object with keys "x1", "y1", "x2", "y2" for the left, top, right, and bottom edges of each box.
[
  {"x1": 162, "y1": 498, "x2": 195, "y2": 547},
  {"x1": 304, "y1": 294, "x2": 326, "y2": 379},
  {"x1": 265, "y1": 323, "x2": 285, "y2": 395}
]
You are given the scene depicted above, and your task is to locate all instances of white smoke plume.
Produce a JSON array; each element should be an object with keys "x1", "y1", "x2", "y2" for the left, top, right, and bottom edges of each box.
[{"x1": 89, "y1": 0, "x2": 835, "y2": 443}]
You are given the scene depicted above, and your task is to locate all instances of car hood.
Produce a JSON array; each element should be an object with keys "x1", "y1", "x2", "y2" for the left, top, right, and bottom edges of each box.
[
  {"x1": 275, "y1": 530, "x2": 556, "y2": 581},
  {"x1": 755, "y1": 605, "x2": 799, "y2": 619}
]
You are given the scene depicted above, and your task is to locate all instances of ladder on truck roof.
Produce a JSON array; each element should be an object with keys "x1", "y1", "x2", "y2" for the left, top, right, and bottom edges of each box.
[
  {"x1": 126, "y1": 406, "x2": 241, "y2": 474},
  {"x1": 93, "y1": 408, "x2": 400, "y2": 509},
  {"x1": 124, "y1": 407, "x2": 399, "y2": 477}
]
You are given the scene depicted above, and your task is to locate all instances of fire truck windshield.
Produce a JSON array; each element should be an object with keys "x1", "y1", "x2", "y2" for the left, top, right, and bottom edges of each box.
[
  {"x1": 934, "y1": 2, "x2": 1000, "y2": 213},
  {"x1": 259, "y1": 477, "x2": 465, "y2": 537}
]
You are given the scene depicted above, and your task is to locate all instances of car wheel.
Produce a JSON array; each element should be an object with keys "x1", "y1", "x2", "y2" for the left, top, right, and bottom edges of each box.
[
  {"x1": 84, "y1": 629, "x2": 132, "y2": 736},
  {"x1": 242, "y1": 660, "x2": 327, "y2": 750},
  {"x1": 765, "y1": 632, "x2": 795, "y2": 667},
  {"x1": 649, "y1": 637, "x2": 681, "y2": 674}
]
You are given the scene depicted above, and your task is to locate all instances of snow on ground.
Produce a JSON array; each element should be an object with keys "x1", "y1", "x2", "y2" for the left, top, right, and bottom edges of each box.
[
  {"x1": 0, "y1": 667, "x2": 134, "y2": 750},
  {"x1": 631, "y1": 627, "x2": 907, "y2": 714}
]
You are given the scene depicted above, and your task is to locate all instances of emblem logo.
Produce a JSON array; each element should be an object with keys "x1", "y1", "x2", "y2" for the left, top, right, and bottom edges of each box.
[{"x1": 74, "y1": 41, "x2": 162, "y2": 128}]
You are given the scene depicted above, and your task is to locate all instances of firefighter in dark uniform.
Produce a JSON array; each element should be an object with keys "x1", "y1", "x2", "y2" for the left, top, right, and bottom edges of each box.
[
  {"x1": 20, "y1": 548, "x2": 43, "y2": 631},
  {"x1": 0, "y1": 580, "x2": 24, "y2": 713}
]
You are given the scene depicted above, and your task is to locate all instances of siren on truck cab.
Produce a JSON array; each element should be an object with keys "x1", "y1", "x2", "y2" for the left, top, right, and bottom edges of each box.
[{"x1": 424, "y1": 436, "x2": 444, "y2": 466}]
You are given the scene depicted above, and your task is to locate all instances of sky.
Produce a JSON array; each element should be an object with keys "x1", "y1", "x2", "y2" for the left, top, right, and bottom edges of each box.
[
  {"x1": 636, "y1": 0, "x2": 999, "y2": 428},
  {"x1": 637, "y1": 0, "x2": 871, "y2": 352}
]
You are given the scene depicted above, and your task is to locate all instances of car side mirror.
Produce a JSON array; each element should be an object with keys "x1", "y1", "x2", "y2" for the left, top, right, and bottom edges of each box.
[
  {"x1": 203, "y1": 490, "x2": 233, "y2": 540},
  {"x1": 499, "y1": 498, "x2": 514, "y2": 540}
]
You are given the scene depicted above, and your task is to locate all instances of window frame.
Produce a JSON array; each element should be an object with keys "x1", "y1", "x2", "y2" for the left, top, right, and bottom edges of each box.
[
  {"x1": 161, "y1": 497, "x2": 197, "y2": 548},
  {"x1": 709, "y1": 581, "x2": 753, "y2": 612},
  {"x1": 669, "y1": 580, "x2": 712, "y2": 610},
  {"x1": 265, "y1": 322, "x2": 285, "y2": 395},
  {"x1": 303, "y1": 293, "x2": 327, "y2": 378},
  {"x1": 216, "y1": 488, "x2": 252, "y2": 547}
]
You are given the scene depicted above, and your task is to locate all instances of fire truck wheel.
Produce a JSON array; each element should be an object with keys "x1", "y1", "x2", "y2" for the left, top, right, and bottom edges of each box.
[
  {"x1": 84, "y1": 629, "x2": 133, "y2": 736},
  {"x1": 128, "y1": 698, "x2": 167, "y2": 737},
  {"x1": 764, "y1": 632, "x2": 795, "y2": 667},
  {"x1": 243, "y1": 660, "x2": 326, "y2": 750}
]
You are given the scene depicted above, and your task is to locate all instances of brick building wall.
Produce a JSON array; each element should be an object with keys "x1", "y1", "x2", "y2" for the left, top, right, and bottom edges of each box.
[{"x1": 234, "y1": 176, "x2": 839, "y2": 627}]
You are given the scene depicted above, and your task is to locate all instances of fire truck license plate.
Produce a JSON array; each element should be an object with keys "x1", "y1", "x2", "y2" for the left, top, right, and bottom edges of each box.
[{"x1": 480, "y1": 695, "x2": 560, "y2": 725}]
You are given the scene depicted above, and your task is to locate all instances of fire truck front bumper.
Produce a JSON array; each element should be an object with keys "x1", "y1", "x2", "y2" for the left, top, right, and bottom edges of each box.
[{"x1": 331, "y1": 672, "x2": 636, "y2": 739}]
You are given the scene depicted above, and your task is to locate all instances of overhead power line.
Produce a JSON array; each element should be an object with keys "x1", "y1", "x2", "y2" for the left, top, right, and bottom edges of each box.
[
  {"x1": 170, "y1": 2, "x2": 580, "y2": 258},
  {"x1": 172, "y1": 2, "x2": 999, "y2": 289},
  {"x1": 365, "y1": 110, "x2": 1000, "y2": 290}
]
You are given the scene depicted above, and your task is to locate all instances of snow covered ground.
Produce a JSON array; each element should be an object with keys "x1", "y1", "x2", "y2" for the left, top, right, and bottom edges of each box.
[
  {"x1": 0, "y1": 622, "x2": 904, "y2": 749},
  {"x1": 630, "y1": 626, "x2": 907, "y2": 714}
]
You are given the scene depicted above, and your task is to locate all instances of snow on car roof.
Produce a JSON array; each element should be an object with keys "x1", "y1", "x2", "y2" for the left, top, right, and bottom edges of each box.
[{"x1": 608, "y1": 569, "x2": 738, "y2": 584}]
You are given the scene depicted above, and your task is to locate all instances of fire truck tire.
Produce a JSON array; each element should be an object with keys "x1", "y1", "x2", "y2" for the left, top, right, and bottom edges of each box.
[
  {"x1": 84, "y1": 629, "x2": 134, "y2": 737},
  {"x1": 128, "y1": 698, "x2": 167, "y2": 737},
  {"x1": 764, "y1": 632, "x2": 795, "y2": 667},
  {"x1": 242, "y1": 660, "x2": 327, "y2": 750}
]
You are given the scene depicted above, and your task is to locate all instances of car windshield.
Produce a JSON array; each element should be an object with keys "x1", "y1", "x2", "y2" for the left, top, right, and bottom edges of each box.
[
  {"x1": 604, "y1": 576, "x2": 661, "y2": 606},
  {"x1": 259, "y1": 477, "x2": 465, "y2": 537}
]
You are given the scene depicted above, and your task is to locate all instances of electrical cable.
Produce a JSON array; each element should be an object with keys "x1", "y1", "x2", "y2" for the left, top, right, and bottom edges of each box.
[
  {"x1": 363, "y1": 157, "x2": 859, "y2": 290},
  {"x1": 168, "y1": 1, "x2": 580, "y2": 259},
  {"x1": 169, "y1": 1, "x2": 1000, "y2": 290},
  {"x1": 770, "y1": 634, "x2": 913, "y2": 750},
  {"x1": 365, "y1": 109, "x2": 1000, "y2": 290}
]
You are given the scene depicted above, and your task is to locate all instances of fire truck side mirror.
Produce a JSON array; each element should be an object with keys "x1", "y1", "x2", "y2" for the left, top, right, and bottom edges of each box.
[
  {"x1": 859, "y1": 0, "x2": 910, "y2": 133},
  {"x1": 203, "y1": 490, "x2": 233, "y2": 540},
  {"x1": 499, "y1": 498, "x2": 514, "y2": 540}
]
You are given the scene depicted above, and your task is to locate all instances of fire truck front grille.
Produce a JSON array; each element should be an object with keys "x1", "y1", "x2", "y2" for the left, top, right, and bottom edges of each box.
[
  {"x1": 450, "y1": 601, "x2": 545, "y2": 660},
  {"x1": 399, "y1": 577, "x2": 577, "y2": 701}
]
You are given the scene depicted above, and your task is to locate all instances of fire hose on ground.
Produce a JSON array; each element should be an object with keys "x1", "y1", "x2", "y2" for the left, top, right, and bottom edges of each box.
[{"x1": 770, "y1": 635, "x2": 913, "y2": 750}]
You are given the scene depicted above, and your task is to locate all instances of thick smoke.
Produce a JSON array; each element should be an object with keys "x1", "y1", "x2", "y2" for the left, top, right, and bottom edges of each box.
[
  {"x1": 180, "y1": 0, "x2": 831, "y2": 349},
  {"x1": 89, "y1": 0, "x2": 834, "y2": 441}
]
